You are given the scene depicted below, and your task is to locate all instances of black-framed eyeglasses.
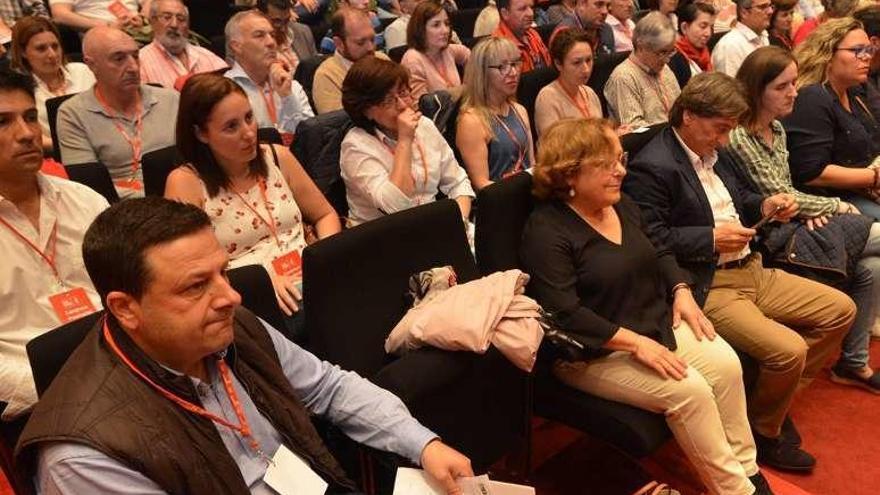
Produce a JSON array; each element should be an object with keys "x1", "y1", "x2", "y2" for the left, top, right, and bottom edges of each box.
[
  {"x1": 487, "y1": 60, "x2": 523, "y2": 76},
  {"x1": 836, "y1": 45, "x2": 878, "y2": 59}
]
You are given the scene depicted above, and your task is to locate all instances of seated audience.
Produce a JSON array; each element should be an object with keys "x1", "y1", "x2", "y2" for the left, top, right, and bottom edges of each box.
[
  {"x1": 258, "y1": 0, "x2": 319, "y2": 62},
  {"x1": 853, "y1": 6, "x2": 880, "y2": 101},
  {"x1": 16, "y1": 196, "x2": 473, "y2": 494},
  {"x1": 668, "y1": 0, "x2": 716, "y2": 88},
  {"x1": 474, "y1": 0, "x2": 500, "y2": 37},
  {"x1": 546, "y1": 0, "x2": 576, "y2": 25},
  {"x1": 401, "y1": 0, "x2": 469, "y2": 100},
  {"x1": 624, "y1": 71, "x2": 854, "y2": 472},
  {"x1": 604, "y1": 12, "x2": 681, "y2": 128},
  {"x1": 224, "y1": 10, "x2": 314, "y2": 139},
  {"x1": 549, "y1": 0, "x2": 615, "y2": 57},
  {"x1": 730, "y1": 45, "x2": 880, "y2": 392},
  {"x1": 320, "y1": 0, "x2": 385, "y2": 53},
  {"x1": 492, "y1": 0, "x2": 551, "y2": 72},
  {"x1": 165, "y1": 73, "x2": 340, "y2": 339},
  {"x1": 457, "y1": 37, "x2": 534, "y2": 190},
  {"x1": 650, "y1": 0, "x2": 680, "y2": 25},
  {"x1": 10, "y1": 15, "x2": 95, "y2": 150},
  {"x1": 535, "y1": 29, "x2": 603, "y2": 137},
  {"x1": 768, "y1": 0, "x2": 797, "y2": 49},
  {"x1": 792, "y1": 0, "x2": 859, "y2": 45},
  {"x1": 711, "y1": 0, "x2": 771, "y2": 76},
  {"x1": 781, "y1": 18, "x2": 880, "y2": 218},
  {"x1": 606, "y1": 0, "x2": 636, "y2": 52},
  {"x1": 292, "y1": 0, "x2": 332, "y2": 25},
  {"x1": 0, "y1": 0, "x2": 48, "y2": 41},
  {"x1": 340, "y1": 57, "x2": 474, "y2": 226},
  {"x1": 0, "y1": 69, "x2": 106, "y2": 429},
  {"x1": 139, "y1": 0, "x2": 227, "y2": 90},
  {"x1": 313, "y1": 7, "x2": 390, "y2": 114},
  {"x1": 49, "y1": 0, "x2": 146, "y2": 32},
  {"x1": 384, "y1": 0, "x2": 420, "y2": 50},
  {"x1": 522, "y1": 117, "x2": 776, "y2": 495},
  {"x1": 56, "y1": 26, "x2": 179, "y2": 198}
]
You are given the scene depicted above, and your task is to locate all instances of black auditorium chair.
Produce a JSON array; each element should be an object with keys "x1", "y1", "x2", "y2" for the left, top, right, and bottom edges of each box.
[
  {"x1": 708, "y1": 31, "x2": 726, "y2": 51},
  {"x1": 293, "y1": 54, "x2": 329, "y2": 109},
  {"x1": 516, "y1": 65, "x2": 558, "y2": 138},
  {"x1": 464, "y1": 34, "x2": 487, "y2": 48},
  {"x1": 302, "y1": 200, "x2": 528, "y2": 475},
  {"x1": 450, "y1": 8, "x2": 482, "y2": 39},
  {"x1": 588, "y1": 50, "x2": 630, "y2": 116},
  {"x1": 46, "y1": 93, "x2": 77, "y2": 162},
  {"x1": 388, "y1": 45, "x2": 408, "y2": 63},
  {"x1": 258, "y1": 127, "x2": 284, "y2": 145},
  {"x1": 419, "y1": 90, "x2": 462, "y2": 152},
  {"x1": 536, "y1": 23, "x2": 557, "y2": 46},
  {"x1": 291, "y1": 110, "x2": 354, "y2": 218},
  {"x1": 226, "y1": 264, "x2": 288, "y2": 343},
  {"x1": 65, "y1": 162, "x2": 120, "y2": 204},
  {"x1": 142, "y1": 145, "x2": 184, "y2": 197}
]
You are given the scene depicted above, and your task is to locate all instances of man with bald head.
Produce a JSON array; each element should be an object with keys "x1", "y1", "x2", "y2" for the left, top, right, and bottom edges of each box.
[
  {"x1": 139, "y1": 0, "x2": 227, "y2": 89},
  {"x1": 56, "y1": 26, "x2": 179, "y2": 198},
  {"x1": 224, "y1": 9, "x2": 313, "y2": 140},
  {"x1": 312, "y1": 7, "x2": 389, "y2": 114}
]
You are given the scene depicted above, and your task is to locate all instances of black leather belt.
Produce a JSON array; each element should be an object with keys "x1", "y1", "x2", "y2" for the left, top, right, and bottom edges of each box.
[{"x1": 717, "y1": 252, "x2": 756, "y2": 270}]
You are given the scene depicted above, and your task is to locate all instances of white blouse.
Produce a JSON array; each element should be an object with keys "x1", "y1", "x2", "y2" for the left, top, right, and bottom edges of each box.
[{"x1": 34, "y1": 62, "x2": 96, "y2": 138}]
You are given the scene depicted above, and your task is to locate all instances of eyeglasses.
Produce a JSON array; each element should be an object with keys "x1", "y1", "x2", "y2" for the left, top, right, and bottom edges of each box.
[
  {"x1": 488, "y1": 60, "x2": 523, "y2": 76},
  {"x1": 154, "y1": 12, "x2": 188, "y2": 24},
  {"x1": 585, "y1": 151, "x2": 628, "y2": 172},
  {"x1": 380, "y1": 86, "x2": 413, "y2": 106},
  {"x1": 747, "y1": 2, "x2": 774, "y2": 11},
  {"x1": 836, "y1": 44, "x2": 878, "y2": 59},
  {"x1": 654, "y1": 48, "x2": 676, "y2": 60}
]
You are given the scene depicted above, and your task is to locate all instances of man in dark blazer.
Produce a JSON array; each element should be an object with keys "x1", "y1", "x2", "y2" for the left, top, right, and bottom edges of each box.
[{"x1": 623, "y1": 72, "x2": 854, "y2": 473}]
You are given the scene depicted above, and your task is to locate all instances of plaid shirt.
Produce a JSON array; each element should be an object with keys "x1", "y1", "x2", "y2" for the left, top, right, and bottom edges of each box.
[
  {"x1": 0, "y1": 0, "x2": 49, "y2": 24},
  {"x1": 727, "y1": 120, "x2": 840, "y2": 217}
]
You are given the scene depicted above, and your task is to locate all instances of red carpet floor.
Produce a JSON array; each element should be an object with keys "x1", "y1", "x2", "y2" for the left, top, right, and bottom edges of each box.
[{"x1": 3, "y1": 344, "x2": 878, "y2": 495}]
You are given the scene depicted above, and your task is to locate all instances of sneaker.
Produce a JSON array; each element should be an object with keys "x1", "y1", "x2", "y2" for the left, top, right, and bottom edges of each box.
[
  {"x1": 749, "y1": 472, "x2": 775, "y2": 495},
  {"x1": 830, "y1": 364, "x2": 880, "y2": 394},
  {"x1": 780, "y1": 415, "x2": 801, "y2": 447},
  {"x1": 754, "y1": 433, "x2": 816, "y2": 472}
]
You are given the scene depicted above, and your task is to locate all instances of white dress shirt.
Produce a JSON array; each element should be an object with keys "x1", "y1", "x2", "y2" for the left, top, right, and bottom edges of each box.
[
  {"x1": 605, "y1": 15, "x2": 635, "y2": 53},
  {"x1": 711, "y1": 22, "x2": 769, "y2": 77},
  {"x1": 0, "y1": 174, "x2": 108, "y2": 420},
  {"x1": 340, "y1": 116, "x2": 475, "y2": 226},
  {"x1": 225, "y1": 62, "x2": 314, "y2": 134},
  {"x1": 673, "y1": 130, "x2": 750, "y2": 265}
]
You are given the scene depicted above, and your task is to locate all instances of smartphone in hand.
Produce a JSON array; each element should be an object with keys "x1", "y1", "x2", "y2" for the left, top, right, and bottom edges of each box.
[{"x1": 751, "y1": 204, "x2": 782, "y2": 230}]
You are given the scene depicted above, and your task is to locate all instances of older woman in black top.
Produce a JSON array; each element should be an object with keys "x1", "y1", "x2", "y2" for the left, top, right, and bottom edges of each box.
[
  {"x1": 520, "y1": 119, "x2": 772, "y2": 495},
  {"x1": 782, "y1": 18, "x2": 880, "y2": 219}
]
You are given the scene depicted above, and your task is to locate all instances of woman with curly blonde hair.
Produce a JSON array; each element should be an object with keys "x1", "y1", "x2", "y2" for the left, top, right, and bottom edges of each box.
[
  {"x1": 782, "y1": 17, "x2": 880, "y2": 218},
  {"x1": 521, "y1": 118, "x2": 774, "y2": 495}
]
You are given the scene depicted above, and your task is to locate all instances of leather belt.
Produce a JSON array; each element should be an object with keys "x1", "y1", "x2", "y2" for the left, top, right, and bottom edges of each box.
[{"x1": 717, "y1": 252, "x2": 756, "y2": 270}]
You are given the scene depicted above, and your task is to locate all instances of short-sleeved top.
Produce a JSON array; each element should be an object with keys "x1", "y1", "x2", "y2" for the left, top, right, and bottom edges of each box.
[
  {"x1": 781, "y1": 83, "x2": 880, "y2": 190},
  {"x1": 200, "y1": 148, "x2": 306, "y2": 271},
  {"x1": 48, "y1": 0, "x2": 138, "y2": 23},
  {"x1": 520, "y1": 197, "x2": 684, "y2": 356},
  {"x1": 488, "y1": 105, "x2": 532, "y2": 180},
  {"x1": 33, "y1": 63, "x2": 95, "y2": 138},
  {"x1": 534, "y1": 81, "x2": 603, "y2": 137}
]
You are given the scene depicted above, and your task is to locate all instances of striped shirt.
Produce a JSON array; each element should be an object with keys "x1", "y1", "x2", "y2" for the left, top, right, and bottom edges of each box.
[
  {"x1": 139, "y1": 41, "x2": 228, "y2": 90},
  {"x1": 727, "y1": 120, "x2": 839, "y2": 217}
]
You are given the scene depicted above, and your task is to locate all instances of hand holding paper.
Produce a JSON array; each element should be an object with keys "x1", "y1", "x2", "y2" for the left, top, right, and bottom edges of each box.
[{"x1": 420, "y1": 440, "x2": 474, "y2": 495}]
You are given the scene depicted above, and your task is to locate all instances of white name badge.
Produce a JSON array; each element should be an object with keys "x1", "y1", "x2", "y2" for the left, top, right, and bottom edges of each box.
[
  {"x1": 263, "y1": 444, "x2": 328, "y2": 495},
  {"x1": 392, "y1": 468, "x2": 535, "y2": 495}
]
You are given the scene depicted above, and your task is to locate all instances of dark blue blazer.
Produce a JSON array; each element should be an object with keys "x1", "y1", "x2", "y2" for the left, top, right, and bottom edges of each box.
[{"x1": 622, "y1": 127, "x2": 765, "y2": 306}]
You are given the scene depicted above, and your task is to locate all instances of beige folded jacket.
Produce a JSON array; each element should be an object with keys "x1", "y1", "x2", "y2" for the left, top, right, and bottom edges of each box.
[{"x1": 385, "y1": 269, "x2": 544, "y2": 372}]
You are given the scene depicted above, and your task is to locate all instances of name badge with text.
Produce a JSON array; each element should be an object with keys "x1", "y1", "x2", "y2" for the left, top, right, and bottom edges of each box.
[
  {"x1": 49, "y1": 287, "x2": 97, "y2": 324},
  {"x1": 263, "y1": 444, "x2": 328, "y2": 495}
]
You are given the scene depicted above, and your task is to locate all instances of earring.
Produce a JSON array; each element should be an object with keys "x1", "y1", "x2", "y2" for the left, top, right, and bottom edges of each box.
[{"x1": 568, "y1": 188, "x2": 576, "y2": 198}]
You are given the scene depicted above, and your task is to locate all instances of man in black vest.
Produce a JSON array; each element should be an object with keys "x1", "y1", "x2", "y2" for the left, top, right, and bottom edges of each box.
[{"x1": 17, "y1": 197, "x2": 472, "y2": 494}]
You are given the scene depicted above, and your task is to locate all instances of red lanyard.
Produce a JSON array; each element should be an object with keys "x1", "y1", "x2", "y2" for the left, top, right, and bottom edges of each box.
[
  {"x1": 156, "y1": 44, "x2": 191, "y2": 78},
  {"x1": 260, "y1": 86, "x2": 278, "y2": 125},
  {"x1": 428, "y1": 53, "x2": 455, "y2": 88},
  {"x1": 558, "y1": 82, "x2": 592, "y2": 119},
  {"x1": 102, "y1": 316, "x2": 264, "y2": 456},
  {"x1": 0, "y1": 215, "x2": 61, "y2": 283},
  {"x1": 377, "y1": 134, "x2": 429, "y2": 194},
  {"x1": 94, "y1": 87, "x2": 144, "y2": 181},
  {"x1": 231, "y1": 178, "x2": 283, "y2": 248},
  {"x1": 493, "y1": 108, "x2": 528, "y2": 171}
]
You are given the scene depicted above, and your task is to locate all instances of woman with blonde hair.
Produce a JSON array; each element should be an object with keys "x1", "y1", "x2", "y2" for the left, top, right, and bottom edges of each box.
[
  {"x1": 521, "y1": 118, "x2": 774, "y2": 495},
  {"x1": 782, "y1": 17, "x2": 880, "y2": 218},
  {"x1": 456, "y1": 36, "x2": 534, "y2": 191}
]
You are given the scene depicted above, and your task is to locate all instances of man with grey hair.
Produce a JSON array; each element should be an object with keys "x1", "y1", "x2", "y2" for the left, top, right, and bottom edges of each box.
[
  {"x1": 56, "y1": 26, "x2": 179, "y2": 198},
  {"x1": 604, "y1": 11, "x2": 681, "y2": 128},
  {"x1": 139, "y1": 0, "x2": 227, "y2": 89},
  {"x1": 711, "y1": 0, "x2": 771, "y2": 76},
  {"x1": 224, "y1": 9, "x2": 313, "y2": 141}
]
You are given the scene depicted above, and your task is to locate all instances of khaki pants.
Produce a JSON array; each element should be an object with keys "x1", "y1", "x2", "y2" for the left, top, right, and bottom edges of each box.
[
  {"x1": 703, "y1": 255, "x2": 854, "y2": 438},
  {"x1": 554, "y1": 324, "x2": 758, "y2": 495}
]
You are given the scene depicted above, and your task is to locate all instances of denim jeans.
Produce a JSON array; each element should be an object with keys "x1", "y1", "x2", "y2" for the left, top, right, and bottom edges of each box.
[{"x1": 837, "y1": 221, "x2": 880, "y2": 369}]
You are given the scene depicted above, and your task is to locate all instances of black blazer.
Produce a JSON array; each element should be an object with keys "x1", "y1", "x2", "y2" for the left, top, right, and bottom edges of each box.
[{"x1": 623, "y1": 127, "x2": 765, "y2": 306}]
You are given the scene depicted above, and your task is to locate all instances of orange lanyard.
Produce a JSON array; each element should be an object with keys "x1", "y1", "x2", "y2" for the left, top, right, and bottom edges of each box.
[
  {"x1": 429, "y1": 53, "x2": 455, "y2": 88},
  {"x1": 260, "y1": 86, "x2": 278, "y2": 125},
  {"x1": 94, "y1": 87, "x2": 144, "y2": 179},
  {"x1": 156, "y1": 44, "x2": 191, "y2": 78},
  {"x1": 558, "y1": 82, "x2": 592, "y2": 119},
  {"x1": 493, "y1": 108, "x2": 528, "y2": 170},
  {"x1": 0, "y1": 216, "x2": 61, "y2": 284},
  {"x1": 231, "y1": 178, "x2": 283, "y2": 249},
  {"x1": 649, "y1": 76, "x2": 671, "y2": 114},
  {"x1": 102, "y1": 316, "x2": 265, "y2": 457},
  {"x1": 377, "y1": 134, "x2": 429, "y2": 194}
]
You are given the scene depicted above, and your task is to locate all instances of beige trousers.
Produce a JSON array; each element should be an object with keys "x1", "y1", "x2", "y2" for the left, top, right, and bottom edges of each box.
[
  {"x1": 703, "y1": 256, "x2": 854, "y2": 438},
  {"x1": 554, "y1": 324, "x2": 758, "y2": 495}
]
